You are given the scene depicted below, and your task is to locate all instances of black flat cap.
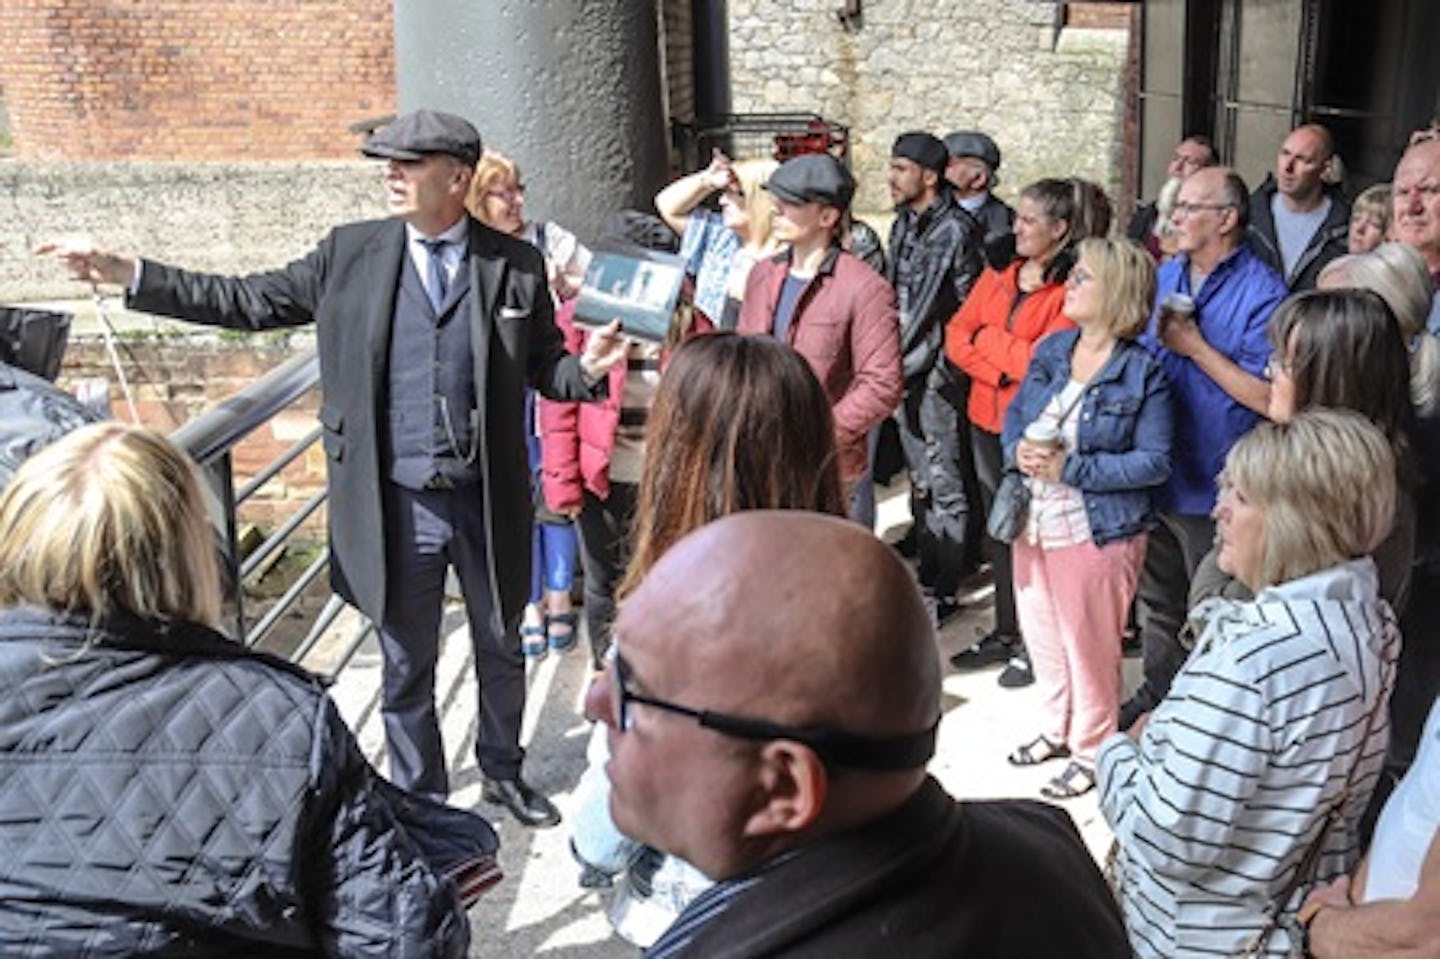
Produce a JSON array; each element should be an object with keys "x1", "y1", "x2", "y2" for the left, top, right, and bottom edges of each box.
[
  {"x1": 361, "y1": 109, "x2": 481, "y2": 166},
  {"x1": 942, "y1": 131, "x2": 1002, "y2": 171},
  {"x1": 892, "y1": 132, "x2": 949, "y2": 174},
  {"x1": 764, "y1": 154, "x2": 855, "y2": 210}
]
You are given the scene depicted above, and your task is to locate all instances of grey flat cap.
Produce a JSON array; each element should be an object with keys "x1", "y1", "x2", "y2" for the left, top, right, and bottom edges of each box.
[
  {"x1": 361, "y1": 109, "x2": 481, "y2": 166},
  {"x1": 943, "y1": 131, "x2": 1002, "y2": 171},
  {"x1": 764, "y1": 154, "x2": 856, "y2": 210}
]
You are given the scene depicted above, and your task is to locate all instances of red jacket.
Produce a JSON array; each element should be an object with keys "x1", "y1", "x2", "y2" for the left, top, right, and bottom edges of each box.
[
  {"x1": 738, "y1": 246, "x2": 903, "y2": 483},
  {"x1": 944, "y1": 260, "x2": 1072, "y2": 435},
  {"x1": 539, "y1": 301, "x2": 712, "y2": 509}
]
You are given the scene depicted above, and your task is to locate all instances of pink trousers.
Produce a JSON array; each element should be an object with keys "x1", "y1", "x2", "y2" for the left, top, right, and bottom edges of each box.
[{"x1": 1012, "y1": 534, "x2": 1146, "y2": 764}]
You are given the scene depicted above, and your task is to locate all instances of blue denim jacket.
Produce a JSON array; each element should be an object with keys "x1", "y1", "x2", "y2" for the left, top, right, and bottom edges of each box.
[{"x1": 1002, "y1": 330, "x2": 1174, "y2": 545}]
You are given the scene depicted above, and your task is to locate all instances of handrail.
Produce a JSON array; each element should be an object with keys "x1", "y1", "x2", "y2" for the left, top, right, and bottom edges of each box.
[
  {"x1": 172, "y1": 349, "x2": 320, "y2": 467},
  {"x1": 168, "y1": 345, "x2": 371, "y2": 673}
]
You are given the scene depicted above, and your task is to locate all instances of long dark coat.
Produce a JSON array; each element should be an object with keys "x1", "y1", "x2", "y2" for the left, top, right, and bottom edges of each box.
[{"x1": 130, "y1": 216, "x2": 595, "y2": 634}]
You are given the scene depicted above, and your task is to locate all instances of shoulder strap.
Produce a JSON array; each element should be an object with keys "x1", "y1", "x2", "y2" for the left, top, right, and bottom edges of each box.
[{"x1": 1054, "y1": 348, "x2": 1120, "y2": 430}]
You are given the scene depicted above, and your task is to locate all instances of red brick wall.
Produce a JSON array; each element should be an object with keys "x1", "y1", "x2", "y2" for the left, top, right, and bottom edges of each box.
[
  {"x1": 0, "y1": 0, "x2": 394, "y2": 160},
  {"x1": 59, "y1": 336, "x2": 327, "y2": 534}
]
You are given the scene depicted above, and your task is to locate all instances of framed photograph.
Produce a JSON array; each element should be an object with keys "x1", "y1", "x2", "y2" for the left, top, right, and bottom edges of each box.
[{"x1": 573, "y1": 249, "x2": 685, "y2": 343}]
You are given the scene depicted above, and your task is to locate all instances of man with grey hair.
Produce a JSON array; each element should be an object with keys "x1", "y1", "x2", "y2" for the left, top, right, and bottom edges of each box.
[
  {"x1": 1126, "y1": 134, "x2": 1217, "y2": 260},
  {"x1": 1392, "y1": 137, "x2": 1440, "y2": 333},
  {"x1": 1122, "y1": 166, "x2": 1287, "y2": 731},
  {"x1": 943, "y1": 130, "x2": 1014, "y2": 247},
  {"x1": 592, "y1": 511, "x2": 1129, "y2": 957}
]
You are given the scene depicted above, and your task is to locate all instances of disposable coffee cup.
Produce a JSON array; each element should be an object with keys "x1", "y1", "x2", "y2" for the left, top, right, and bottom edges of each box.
[
  {"x1": 1023, "y1": 420, "x2": 1062, "y2": 450},
  {"x1": 1158, "y1": 292, "x2": 1195, "y2": 335}
]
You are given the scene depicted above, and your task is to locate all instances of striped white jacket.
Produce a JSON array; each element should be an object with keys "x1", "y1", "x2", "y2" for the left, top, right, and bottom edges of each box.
[{"x1": 1098, "y1": 558, "x2": 1399, "y2": 957}]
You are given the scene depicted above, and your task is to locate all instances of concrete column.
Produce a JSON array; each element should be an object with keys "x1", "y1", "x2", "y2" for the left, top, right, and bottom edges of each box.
[{"x1": 394, "y1": 0, "x2": 669, "y2": 242}]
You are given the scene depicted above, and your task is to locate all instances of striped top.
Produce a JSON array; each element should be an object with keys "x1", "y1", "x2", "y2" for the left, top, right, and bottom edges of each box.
[{"x1": 1097, "y1": 557, "x2": 1399, "y2": 957}]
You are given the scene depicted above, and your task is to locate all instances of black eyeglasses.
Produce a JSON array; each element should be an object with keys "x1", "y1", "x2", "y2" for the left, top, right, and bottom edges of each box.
[{"x1": 611, "y1": 653, "x2": 938, "y2": 771}]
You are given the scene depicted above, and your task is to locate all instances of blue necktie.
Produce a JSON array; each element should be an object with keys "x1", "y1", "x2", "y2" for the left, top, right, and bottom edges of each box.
[{"x1": 421, "y1": 238, "x2": 449, "y2": 313}]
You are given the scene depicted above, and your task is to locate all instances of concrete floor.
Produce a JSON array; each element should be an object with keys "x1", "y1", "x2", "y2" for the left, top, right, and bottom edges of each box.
[{"x1": 323, "y1": 481, "x2": 1142, "y2": 957}]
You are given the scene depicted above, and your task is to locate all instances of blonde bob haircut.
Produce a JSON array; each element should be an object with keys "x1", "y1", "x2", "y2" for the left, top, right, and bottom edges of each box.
[
  {"x1": 1221, "y1": 408, "x2": 1395, "y2": 591},
  {"x1": 1073, "y1": 236, "x2": 1156, "y2": 339},
  {"x1": 466, "y1": 149, "x2": 520, "y2": 227},
  {"x1": 731, "y1": 157, "x2": 781, "y2": 250},
  {"x1": 0, "y1": 422, "x2": 222, "y2": 627}
]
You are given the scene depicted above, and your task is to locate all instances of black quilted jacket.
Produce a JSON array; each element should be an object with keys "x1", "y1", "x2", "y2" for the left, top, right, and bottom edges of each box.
[{"x1": 0, "y1": 607, "x2": 469, "y2": 957}]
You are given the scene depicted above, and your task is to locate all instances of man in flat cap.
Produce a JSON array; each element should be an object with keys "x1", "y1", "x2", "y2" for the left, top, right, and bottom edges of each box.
[
  {"x1": 943, "y1": 130, "x2": 1014, "y2": 249},
  {"x1": 43, "y1": 109, "x2": 626, "y2": 828},
  {"x1": 886, "y1": 132, "x2": 983, "y2": 622},
  {"x1": 737, "y1": 154, "x2": 902, "y2": 505},
  {"x1": 592, "y1": 511, "x2": 1129, "y2": 957}
]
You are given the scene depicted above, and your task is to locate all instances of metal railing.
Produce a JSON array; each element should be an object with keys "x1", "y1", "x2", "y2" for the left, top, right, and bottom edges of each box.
[{"x1": 171, "y1": 347, "x2": 375, "y2": 680}]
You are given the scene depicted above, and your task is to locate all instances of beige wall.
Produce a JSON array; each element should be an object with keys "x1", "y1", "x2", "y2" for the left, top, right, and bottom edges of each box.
[{"x1": 728, "y1": 0, "x2": 1131, "y2": 217}]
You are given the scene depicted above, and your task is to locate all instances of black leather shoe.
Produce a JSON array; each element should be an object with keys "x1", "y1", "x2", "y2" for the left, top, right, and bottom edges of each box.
[
  {"x1": 482, "y1": 776, "x2": 561, "y2": 828},
  {"x1": 997, "y1": 648, "x2": 1034, "y2": 689},
  {"x1": 1118, "y1": 693, "x2": 1155, "y2": 732},
  {"x1": 949, "y1": 630, "x2": 1017, "y2": 670}
]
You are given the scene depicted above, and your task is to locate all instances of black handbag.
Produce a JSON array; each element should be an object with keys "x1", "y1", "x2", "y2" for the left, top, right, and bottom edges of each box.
[{"x1": 986, "y1": 469, "x2": 1031, "y2": 544}]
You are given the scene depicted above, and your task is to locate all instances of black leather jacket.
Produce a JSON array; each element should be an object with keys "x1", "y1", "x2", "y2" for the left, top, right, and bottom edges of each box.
[
  {"x1": 0, "y1": 608, "x2": 471, "y2": 957},
  {"x1": 887, "y1": 189, "x2": 984, "y2": 380},
  {"x1": 1246, "y1": 175, "x2": 1351, "y2": 291}
]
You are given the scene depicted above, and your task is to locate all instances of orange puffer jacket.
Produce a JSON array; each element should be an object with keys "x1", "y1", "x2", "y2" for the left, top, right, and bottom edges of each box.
[{"x1": 944, "y1": 260, "x2": 1072, "y2": 435}]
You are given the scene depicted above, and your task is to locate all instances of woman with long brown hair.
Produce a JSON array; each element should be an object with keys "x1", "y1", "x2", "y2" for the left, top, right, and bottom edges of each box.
[
  {"x1": 619, "y1": 331, "x2": 846, "y2": 598},
  {"x1": 573, "y1": 332, "x2": 845, "y2": 946}
]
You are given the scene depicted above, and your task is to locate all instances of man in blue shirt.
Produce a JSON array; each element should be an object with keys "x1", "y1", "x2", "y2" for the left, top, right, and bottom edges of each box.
[{"x1": 1121, "y1": 166, "x2": 1287, "y2": 730}]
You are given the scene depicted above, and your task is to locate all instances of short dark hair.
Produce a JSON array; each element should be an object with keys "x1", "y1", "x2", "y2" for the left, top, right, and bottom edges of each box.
[
  {"x1": 1182, "y1": 134, "x2": 1218, "y2": 166},
  {"x1": 1019, "y1": 178, "x2": 1113, "y2": 283}
]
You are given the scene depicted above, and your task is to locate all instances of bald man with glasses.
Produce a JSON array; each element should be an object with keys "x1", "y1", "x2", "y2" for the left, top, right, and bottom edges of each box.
[
  {"x1": 1121, "y1": 166, "x2": 1288, "y2": 732},
  {"x1": 588, "y1": 511, "x2": 1127, "y2": 958}
]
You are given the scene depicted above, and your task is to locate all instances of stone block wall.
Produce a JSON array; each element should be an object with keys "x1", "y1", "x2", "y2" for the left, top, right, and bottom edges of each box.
[
  {"x1": 2, "y1": 161, "x2": 383, "y2": 302},
  {"x1": 728, "y1": 0, "x2": 1134, "y2": 217},
  {"x1": 0, "y1": 0, "x2": 394, "y2": 161},
  {"x1": 58, "y1": 333, "x2": 326, "y2": 535}
]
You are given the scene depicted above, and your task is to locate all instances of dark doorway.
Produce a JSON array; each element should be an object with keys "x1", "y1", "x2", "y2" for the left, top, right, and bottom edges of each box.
[{"x1": 1137, "y1": 0, "x2": 1440, "y2": 199}]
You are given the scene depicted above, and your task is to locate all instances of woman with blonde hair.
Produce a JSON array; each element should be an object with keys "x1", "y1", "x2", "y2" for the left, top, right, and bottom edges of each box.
[
  {"x1": 946, "y1": 177, "x2": 1113, "y2": 687},
  {"x1": 655, "y1": 150, "x2": 782, "y2": 328},
  {"x1": 0, "y1": 423, "x2": 473, "y2": 954},
  {"x1": 467, "y1": 148, "x2": 591, "y2": 654},
  {"x1": 1098, "y1": 409, "x2": 1399, "y2": 958},
  {"x1": 1347, "y1": 183, "x2": 1393, "y2": 254},
  {"x1": 467, "y1": 149, "x2": 591, "y2": 300},
  {"x1": 1000, "y1": 237, "x2": 1173, "y2": 799}
]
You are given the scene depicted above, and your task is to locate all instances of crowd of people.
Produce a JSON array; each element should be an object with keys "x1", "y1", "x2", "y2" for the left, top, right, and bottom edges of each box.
[{"x1": 3, "y1": 106, "x2": 1437, "y2": 956}]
